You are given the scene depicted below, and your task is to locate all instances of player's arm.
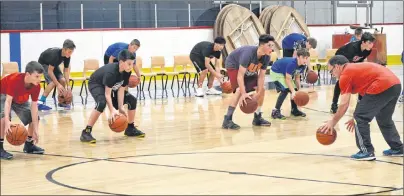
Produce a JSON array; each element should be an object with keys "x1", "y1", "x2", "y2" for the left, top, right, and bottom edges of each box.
[
  {"x1": 330, "y1": 93, "x2": 351, "y2": 125},
  {"x1": 47, "y1": 65, "x2": 64, "y2": 90},
  {"x1": 30, "y1": 101, "x2": 39, "y2": 143},
  {"x1": 285, "y1": 73, "x2": 296, "y2": 94},
  {"x1": 3, "y1": 95, "x2": 13, "y2": 134},
  {"x1": 108, "y1": 56, "x2": 116, "y2": 64},
  {"x1": 132, "y1": 61, "x2": 141, "y2": 78},
  {"x1": 294, "y1": 73, "x2": 301, "y2": 90},
  {"x1": 257, "y1": 68, "x2": 266, "y2": 95},
  {"x1": 104, "y1": 87, "x2": 116, "y2": 114},
  {"x1": 63, "y1": 58, "x2": 71, "y2": 90},
  {"x1": 117, "y1": 87, "x2": 125, "y2": 112},
  {"x1": 237, "y1": 66, "x2": 247, "y2": 95},
  {"x1": 204, "y1": 57, "x2": 218, "y2": 76}
]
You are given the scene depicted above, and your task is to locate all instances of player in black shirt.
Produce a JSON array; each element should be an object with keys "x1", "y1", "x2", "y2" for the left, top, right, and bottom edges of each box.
[
  {"x1": 330, "y1": 32, "x2": 375, "y2": 113},
  {"x1": 189, "y1": 37, "x2": 226, "y2": 97},
  {"x1": 37, "y1": 39, "x2": 76, "y2": 111},
  {"x1": 80, "y1": 50, "x2": 145, "y2": 143}
]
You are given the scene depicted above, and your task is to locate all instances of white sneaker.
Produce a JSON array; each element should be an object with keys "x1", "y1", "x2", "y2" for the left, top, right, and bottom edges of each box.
[
  {"x1": 195, "y1": 88, "x2": 204, "y2": 97},
  {"x1": 398, "y1": 95, "x2": 403, "y2": 103},
  {"x1": 206, "y1": 88, "x2": 222, "y2": 95}
]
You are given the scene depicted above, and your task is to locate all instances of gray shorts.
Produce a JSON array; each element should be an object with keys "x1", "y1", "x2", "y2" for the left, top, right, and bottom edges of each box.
[
  {"x1": 0, "y1": 94, "x2": 35, "y2": 126},
  {"x1": 42, "y1": 64, "x2": 64, "y2": 84}
]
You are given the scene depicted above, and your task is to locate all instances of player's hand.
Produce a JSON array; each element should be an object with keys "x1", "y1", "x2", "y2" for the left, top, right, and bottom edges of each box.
[
  {"x1": 291, "y1": 91, "x2": 297, "y2": 99},
  {"x1": 108, "y1": 110, "x2": 120, "y2": 124},
  {"x1": 345, "y1": 119, "x2": 355, "y2": 133},
  {"x1": 239, "y1": 93, "x2": 251, "y2": 107},
  {"x1": 57, "y1": 84, "x2": 66, "y2": 94},
  {"x1": 32, "y1": 129, "x2": 39, "y2": 144},
  {"x1": 318, "y1": 120, "x2": 334, "y2": 135},
  {"x1": 118, "y1": 108, "x2": 127, "y2": 117},
  {"x1": 4, "y1": 120, "x2": 12, "y2": 135},
  {"x1": 216, "y1": 73, "x2": 224, "y2": 84},
  {"x1": 66, "y1": 85, "x2": 71, "y2": 91}
]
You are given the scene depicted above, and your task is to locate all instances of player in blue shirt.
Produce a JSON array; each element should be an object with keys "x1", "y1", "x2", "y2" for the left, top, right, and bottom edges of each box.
[
  {"x1": 270, "y1": 48, "x2": 310, "y2": 119},
  {"x1": 282, "y1": 33, "x2": 317, "y2": 57},
  {"x1": 104, "y1": 39, "x2": 140, "y2": 64}
]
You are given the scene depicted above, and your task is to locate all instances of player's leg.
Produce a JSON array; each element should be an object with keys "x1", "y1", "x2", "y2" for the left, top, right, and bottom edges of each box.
[
  {"x1": 250, "y1": 77, "x2": 271, "y2": 126},
  {"x1": 290, "y1": 76, "x2": 306, "y2": 117},
  {"x1": 222, "y1": 69, "x2": 241, "y2": 130},
  {"x1": 190, "y1": 54, "x2": 207, "y2": 97},
  {"x1": 330, "y1": 81, "x2": 340, "y2": 113},
  {"x1": 37, "y1": 64, "x2": 54, "y2": 111},
  {"x1": 205, "y1": 62, "x2": 222, "y2": 95},
  {"x1": 80, "y1": 84, "x2": 105, "y2": 143},
  {"x1": 0, "y1": 94, "x2": 13, "y2": 160},
  {"x1": 374, "y1": 85, "x2": 403, "y2": 157},
  {"x1": 12, "y1": 102, "x2": 44, "y2": 154},
  {"x1": 120, "y1": 91, "x2": 145, "y2": 137},
  {"x1": 271, "y1": 72, "x2": 288, "y2": 119}
]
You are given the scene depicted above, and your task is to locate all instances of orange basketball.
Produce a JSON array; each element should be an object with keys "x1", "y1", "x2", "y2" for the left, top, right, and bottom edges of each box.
[
  {"x1": 63, "y1": 89, "x2": 73, "y2": 104},
  {"x1": 239, "y1": 94, "x2": 258, "y2": 114},
  {"x1": 306, "y1": 71, "x2": 318, "y2": 84},
  {"x1": 109, "y1": 114, "x2": 128, "y2": 133},
  {"x1": 6, "y1": 124, "x2": 28, "y2": 146},
  {"x1": 221, "y1": 81, "x2": 233, "y2": 94},
  {"x1": 316, "y1": 128, "x2": 337, "y2": 145},
  {"x1": 128, "y1": 75, "x2": 140, "y2": 88},
  {"x1": 293, "y1": 91, "x2": 310, "y2": 106},
  {"x1": 57, "y1": 93, "x2": 65, "y2": 104}
]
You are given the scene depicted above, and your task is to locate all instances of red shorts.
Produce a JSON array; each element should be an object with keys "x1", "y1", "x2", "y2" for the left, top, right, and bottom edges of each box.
[{"x1": 226, "y1": 68, "x2": 258, "y2": 93}]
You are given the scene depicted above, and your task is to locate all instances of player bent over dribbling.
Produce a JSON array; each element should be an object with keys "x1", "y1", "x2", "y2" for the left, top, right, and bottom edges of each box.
[{"x1": 81, "y1": 49, "x2": 145, "y2": 143}]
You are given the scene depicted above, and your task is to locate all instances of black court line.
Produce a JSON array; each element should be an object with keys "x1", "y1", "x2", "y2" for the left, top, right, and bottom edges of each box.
[
  {"x1": 303, "y1": 106, "x2": 404, "y2": 123},
  {"x1": 44, "y1": 152, "x2": 403, "y2": 196}
]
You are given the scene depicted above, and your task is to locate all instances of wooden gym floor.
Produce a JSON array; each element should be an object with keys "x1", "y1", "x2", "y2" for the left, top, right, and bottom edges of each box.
[{"x1": 1, "y1": 67, "x2": 403, "y2": 195}]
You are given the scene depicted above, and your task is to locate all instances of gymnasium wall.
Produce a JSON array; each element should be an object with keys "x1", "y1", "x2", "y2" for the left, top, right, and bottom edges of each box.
[{"x1": 0, "y1": 24, "x2": 402, "y2": 73}]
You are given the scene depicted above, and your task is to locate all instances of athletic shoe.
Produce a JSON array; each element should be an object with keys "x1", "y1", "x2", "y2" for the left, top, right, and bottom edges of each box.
[
  {"x1": 271, "y1": 109, "x2": 286, "y2": 120},
  {"x1": 124, "y1": 126, "x2": 145, "y2": 137},
  {"x1": 330, "y1": 103, "x2": 338, "y2": 114},
  {"x1": 0, "y1": 150, "x2": 13, "y2": 160},
  {"x1": 195, "y1": 88, "x2": 204, "y2": 97},
  {"x1": 222, "y1": 115, "x2": 240, "y2": 130},
  {"x1": 350, "y1": 151, "x2": 376, "y2": 161},
  {"x1": 291, "y1": 108, "x2": 306, "y2": 117},
  {"x1": 58, "y1": 103, "x2": 71, "y2": 109},
  {"x1": 80, "y1": 129, "x2": 96, "y2": 143},
  {"x1": 252, "y1": 112, "x2": 271, "y2": 126},
  {"x1": 398, "y1": 95, "x2": 403, "y2": 103},
  {"x1": 383, "y1": 149, "x2": 403, "y2": 157},
  {"x1": 38, "y1": 103, "x2": 52, "y2": 111},
  {"x1": 23, "y1": 141, "x2": 45, "y2": 154},
  {"x1": 206, "y1": 88, "x2": 222, "y2": 95}
]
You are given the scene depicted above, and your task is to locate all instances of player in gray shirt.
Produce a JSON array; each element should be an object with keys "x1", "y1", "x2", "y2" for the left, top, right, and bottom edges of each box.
[{"x1": 222, "y1": 34, "x2": 275, "y2": 130}]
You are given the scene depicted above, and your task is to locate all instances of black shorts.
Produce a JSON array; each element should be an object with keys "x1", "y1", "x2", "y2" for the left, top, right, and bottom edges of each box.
[
  {"x1": 0, "y1": 94, "x2": 39, "y2": 125},
  {"x1": 190, "y1": 53, "x2": 215, "y2": 73},
  {"x1": 282, "y1": 49, "x2": 295, "y2": 58},
  {"x1": 103, "y1": 54, "x2": 119, "y2": 65},
  {"x1": 89, "y1": 83, "x2": 136, "y2": 110},
  {"x1": 42, "y1": 64, "x2": 64, "y2": 84}
]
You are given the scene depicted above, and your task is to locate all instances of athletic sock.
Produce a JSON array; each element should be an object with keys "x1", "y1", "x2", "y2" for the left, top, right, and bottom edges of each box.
[
  {"x1": 0, "y1": 139, "x2": 4, "y2": 150},
  {"x1": 226, "y1": 106, "x2": 235, "y2": 118},
  {"x1": 26, "y1": 136, "x2": 33, "y2": 142},
  {"x1": 85, "y1": 126, "x2": 92, "y2": 132},
  {"x1": 128, "y1": 123, "x2": 135, "y2": 128},
  {"x1": 255, "y1": 106, "x2": 262, "y2": 114},
  {"x1": 39, "y1": 95, "x2": 47, "y2": 103}
]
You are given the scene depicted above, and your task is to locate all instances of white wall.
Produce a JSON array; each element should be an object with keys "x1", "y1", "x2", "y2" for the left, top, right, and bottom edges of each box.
[
  {"x1": 1, "y1": 24, "x2": 402, "y2": 72},
  {"x1": 1, "y1": 33, "x2": 10, "y2": 63}
]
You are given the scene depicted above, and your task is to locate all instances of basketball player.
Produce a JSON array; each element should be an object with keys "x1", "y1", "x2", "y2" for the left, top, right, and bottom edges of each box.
[
  {"x1": 319, "y1": 55, "x2": 403, "y2": 160},
  {"x1": 282, "y1": 33, "x2": 317, "y2": 57},
  {"x1": 270, "y1": 48, "x2": 310, "y2": 119},
  {"x1": 221, "y1": 34, "x2": 274, "y2": 130},
  {"x1": 81, "y1": 50, "x2": 144, "y2": 143},
  {"x1": 37, "y1": 39, "x2": 76, "y2": 111},
  {"x1": 350, "y1": 28, "x2": 363, "y2": 42},
  {"x1": 189, "y1": 37, "x2": 226, "y2": 97},
  {"x1": 330, "y1": 32, "x2": 375, "y2": 113},
  {"x1": 1, "y1": 61, "x2": 45, "y2": 160},
  {"x1": 104, "y1": 39, "x2": 140, "y2": 64}
]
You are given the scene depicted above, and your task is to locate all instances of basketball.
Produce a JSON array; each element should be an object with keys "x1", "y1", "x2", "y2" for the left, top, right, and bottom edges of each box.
[
  {"x1": 239, "y1": 94, "x2": 258, "y2": 114},
  {"x1": 293, "y1": 91, "x2": 310, "y2": 106},
  {"x1": 306, "y1": 71, "x2": 318, "y2": 84},
  {"x1": 63, "y1": 89, "x2": 73, "y2": 104},
  {"x1": 316, "y1": 128, "x2": 337, "y2": 145},
  {"x1": 128, "y1": 75, "x2": 140, "y2": 88},
  {"x1": 221, "y1": 81, "x2": 233, "y2": 94},
  {"x1": 6, "y1": 124, "x2": 28, "y2": 146},
  {"x1": 57, "y1": 93, "x2": 65, "y2": 103},
  {"x1": 109, "y1": 114, "x2": 128, "y2": 133}
]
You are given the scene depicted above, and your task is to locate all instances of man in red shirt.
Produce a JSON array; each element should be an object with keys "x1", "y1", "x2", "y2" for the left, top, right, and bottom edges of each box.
[
  {"x1": 0, "y1": 61, "x2": 45, "y2": 160},
  {"x1": 319, "y1": 55, "x2": 403, "y2": 161}
]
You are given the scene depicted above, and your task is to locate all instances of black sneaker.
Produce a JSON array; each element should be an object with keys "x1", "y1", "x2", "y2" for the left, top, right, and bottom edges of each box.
[
  {"x1": 222, "y1": 115, "x2": 240, "y2": 130},
  {"x1": 1, "y1": 149, "x2": 13, "y2": 160},
  {"x1": 124, "y1": 126, "x2": 146, "y2": 137},
  {"x1": 252, "y1": 112, "x2": 271, "y2": 126},
  {"x1": 291, "y1": 108, "x2": 306, "y2": 117},
  {"x1": 80, "y1": 129, "x2": 96, "y2": 143},
  {"x1": 23, "y1": 141, "x2": 45, "y2": 154},
  {"x1": 330, "y1": 103, "x2": 338, "y2": 114},
  {"x1": 271, "y1": 109, "x2": 286, "y2": 120}
]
